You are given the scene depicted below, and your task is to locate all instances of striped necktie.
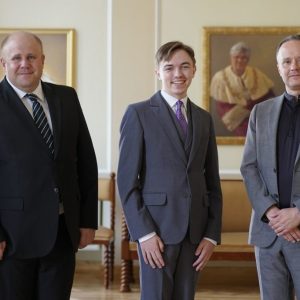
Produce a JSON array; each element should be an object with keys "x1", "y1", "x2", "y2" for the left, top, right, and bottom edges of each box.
[{"x1": 26, "y1": 93, "x2": 54, "y2": 156}]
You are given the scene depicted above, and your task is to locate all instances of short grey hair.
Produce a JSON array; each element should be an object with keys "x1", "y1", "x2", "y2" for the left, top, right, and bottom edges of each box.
[
  {"x1": 230, "y1": 42, "x2": 251, "y2": 57},
  {"x1": 1, "y1": 31, "x2": 44, "y2": 53},
  {"x1": 276, "y1": 34, "x2": 300, "y2": 57}
]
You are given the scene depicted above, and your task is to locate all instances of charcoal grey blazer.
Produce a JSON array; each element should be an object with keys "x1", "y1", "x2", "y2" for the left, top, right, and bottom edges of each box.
[{"x1": 117, "y1": 91, "x2": 222, "y2": 245}]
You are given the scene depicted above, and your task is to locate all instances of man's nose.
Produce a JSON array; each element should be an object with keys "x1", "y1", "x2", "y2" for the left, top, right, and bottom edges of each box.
[
  {"x1": 174, "y1": 68, "x2": 183, "y2": 76},
  {"x1": 291, "y1": 59, "x2": 300, "y2": 69},
  {"x1": 20, "y1": 58, "x2": 30, "y2": 66}
]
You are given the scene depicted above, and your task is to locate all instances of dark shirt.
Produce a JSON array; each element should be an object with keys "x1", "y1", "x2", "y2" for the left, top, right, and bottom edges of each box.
[{"x1": 277, "y1": 92, "x2": 300, "y2": 208}]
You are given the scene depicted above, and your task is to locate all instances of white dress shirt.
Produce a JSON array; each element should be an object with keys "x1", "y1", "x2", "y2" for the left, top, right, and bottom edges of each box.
[{"x1": 6, "y1": 78, "x2": 53, "y2": 131}]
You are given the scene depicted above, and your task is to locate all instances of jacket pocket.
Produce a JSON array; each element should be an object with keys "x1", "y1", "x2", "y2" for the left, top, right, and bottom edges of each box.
[
  {"x1": 0, "y1": 197, "x2": 23, "y2": 210},
  {"x1": 143, "y1": 193, "x2": 167, "y2": 206}
]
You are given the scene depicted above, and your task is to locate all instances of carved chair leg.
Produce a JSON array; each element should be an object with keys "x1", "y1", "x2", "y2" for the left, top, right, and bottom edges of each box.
[
  {"x1": 103, "y1": 245, "x2": 109, "y2": 289},
  {"x1": 109, "y1": 241, "x2": 114, "y2": 282},
  {"x1": 120, "y1": 259, "x2": 131, "y2": 292},
  {"x1": 128, "y1": 260, "x2": 135, "y2": 283}
]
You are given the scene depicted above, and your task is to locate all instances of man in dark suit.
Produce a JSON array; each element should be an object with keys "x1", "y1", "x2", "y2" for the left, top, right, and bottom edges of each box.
[
  {"x1": 0, "y1": 31, "x2": 98, "y2": 300},
  {"x1": 117, "y1": 41, "x2": 222, "y2": 300}
]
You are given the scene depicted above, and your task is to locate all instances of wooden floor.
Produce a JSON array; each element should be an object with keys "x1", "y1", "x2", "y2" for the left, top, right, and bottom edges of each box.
[{"x1": 71, "y1": 261, "x2": 260, "y2": 300}]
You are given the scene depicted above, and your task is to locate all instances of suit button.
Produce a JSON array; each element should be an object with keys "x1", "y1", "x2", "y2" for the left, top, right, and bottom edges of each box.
[
  {"x1": 274, "y1": 194, "x2": 279, "y2": 199},
  {"x1": 54, "y1": 188, "x2": 59, "y2": 193},
  {"x1": 273, "y1": 168, "x2": 277, "y2": 173}
]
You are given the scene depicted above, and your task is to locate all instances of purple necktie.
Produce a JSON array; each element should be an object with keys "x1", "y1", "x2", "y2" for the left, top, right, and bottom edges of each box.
[{"x1": 175, "y1": 100, "x2": 188, "y2": 135}]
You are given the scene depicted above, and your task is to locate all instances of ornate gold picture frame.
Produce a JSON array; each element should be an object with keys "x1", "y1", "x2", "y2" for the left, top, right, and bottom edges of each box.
[
  {"x1": 202, "y1": 26, "x2": 300, "y2": 145},
  {"x1": 0, "y1": 28, "x2": 75, "y2": 87}
]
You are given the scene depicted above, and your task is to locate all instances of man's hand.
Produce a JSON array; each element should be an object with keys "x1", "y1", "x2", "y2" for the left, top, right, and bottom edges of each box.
[
  {"x1": 267, "y1": 207, "x2": 300, "y2": 242},
  {"x1": 140, "y1": 235, "x2": 165, "y2": 269},
  {"x1": 282, "y1": 228, "x2": 300, "y2": 243},
  {"x1": 78, "y1": 228, "x2": 96, "y2": 249},
  {"x1": 192, "y1": 239, "x2": 215, "y2": 271},
  {"x1": 0, "y1": 241, "x2": 6, "y2": 260},
  {"x1": 265, "y1": 205, "x2": 280, "y2": 220}
]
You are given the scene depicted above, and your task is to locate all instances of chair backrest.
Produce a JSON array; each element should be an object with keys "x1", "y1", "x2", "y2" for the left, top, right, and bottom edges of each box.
[
  {"x1": 221, "y1": 179, "x2": 252, "y2": 232},
  {"x1": 98, "y1": 172, "x2": 116, "y2": 231}
]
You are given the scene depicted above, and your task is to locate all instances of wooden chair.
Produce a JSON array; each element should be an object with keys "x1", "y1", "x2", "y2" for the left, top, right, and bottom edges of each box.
[
  {"x1": 92, "y1": 172, "x2": 116, "y2": 289},
  {"x1": 120, "y1": 213, "x2": 138, "y2": 292}
]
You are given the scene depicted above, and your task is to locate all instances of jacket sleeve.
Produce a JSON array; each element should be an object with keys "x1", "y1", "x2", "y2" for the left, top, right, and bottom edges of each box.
[
  {"x1": 117, "y1": 105, "x2": 157, "y2": 241},
  {"x1": 74, "y1": 89, "x2": 98, "y2": 229},
  {"x1": 0, "y1": 226, "x2": 5, "y2": 242},
  {"x1": 203, "y1": 115, "x2": 223, "y2": 243},
  {"x1": 240, "y1": 104, "x2": 276, "y2": 220}
]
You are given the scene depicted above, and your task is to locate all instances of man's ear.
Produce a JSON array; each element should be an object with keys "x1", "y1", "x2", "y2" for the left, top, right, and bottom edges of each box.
[
  {"x1": 0, "y1": 57, "x2": 6, "y2": 68},
  {"x1": 41, "y1": 54, "x2": 45, "y2": 66},
  {"x1": 155, "y1": 69, "x2": 161, "y2": 80}
]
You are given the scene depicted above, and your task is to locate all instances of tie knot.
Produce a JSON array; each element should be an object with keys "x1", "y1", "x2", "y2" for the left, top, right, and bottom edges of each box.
[
  {"x1": 26, "y1": 93, "x2": 39, "y2": 102},
  {"x1": 176, "y1": 100, "x2": 183, "y2": 109}
]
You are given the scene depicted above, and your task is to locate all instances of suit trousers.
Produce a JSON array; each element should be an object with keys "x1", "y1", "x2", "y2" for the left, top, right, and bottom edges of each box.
[
  {"x1": 0, "y1": 214, "x2": 76, "y2": 300},
  {"x1": 137, "y1": 235, "x2": 200, "y2": 300},
  {"x1": 255, "y1": 236, "x2": 300, "y2": 300}
]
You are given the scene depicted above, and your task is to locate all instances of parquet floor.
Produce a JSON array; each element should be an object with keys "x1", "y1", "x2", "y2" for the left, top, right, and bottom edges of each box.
[{"x1": 71, "y1": 261, "x2": 260, "y2": 300}]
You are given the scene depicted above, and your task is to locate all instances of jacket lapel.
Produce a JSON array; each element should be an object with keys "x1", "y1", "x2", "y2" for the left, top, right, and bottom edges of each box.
[
  {"x1": 268, "y1": 95, "x2": 284, "y2": 168},
  {"x1": 1, "y1": 78, "x2": 36, "y2": 125},
  {"x1": 187, "y1": 100, "x2": 202, "y2": 168},
  {"x1": 1, "y1": 79, "x2": 48, "y2": 146},
  {"x1": 150, "y1": 92, "x2": 187, "y2": 165}
]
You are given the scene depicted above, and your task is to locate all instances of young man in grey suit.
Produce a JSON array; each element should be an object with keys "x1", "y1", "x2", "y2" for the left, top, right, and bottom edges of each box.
[
  {"x1": 0, "y1": 31, "x2": 98, "y2": 300},
  {"x1": 117, "y1": 41, "x2": 222, "y2": 300},
  {"x1": 241, "y1": 35, "x2": 300, "y2": 299}
]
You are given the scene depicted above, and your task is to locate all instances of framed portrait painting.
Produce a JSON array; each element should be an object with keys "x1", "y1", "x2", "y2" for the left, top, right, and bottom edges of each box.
[
  {"x1": 202, "y1": 26, "x2": 300, "y2": 145},
  {"x1": 0, "y1": 28, "x2": 75, "y2": 87}
]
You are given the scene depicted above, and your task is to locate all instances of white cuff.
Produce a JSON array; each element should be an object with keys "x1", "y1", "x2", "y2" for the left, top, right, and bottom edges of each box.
[
  {"x1": 204, "y1": 237, "x2": 217, "y2": 245},
  {"x1": 138, "y1": 232, "x2": 156, "y2": 243}
]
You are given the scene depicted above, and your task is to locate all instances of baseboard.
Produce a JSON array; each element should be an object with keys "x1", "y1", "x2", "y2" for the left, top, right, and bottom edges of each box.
[{"x1": 75, "y1": 260, "x2": 259, "y2": 287}]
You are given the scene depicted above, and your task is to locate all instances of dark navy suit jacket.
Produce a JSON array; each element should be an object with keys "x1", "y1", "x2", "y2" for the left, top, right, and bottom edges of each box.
[{"x1": 0, "y1": 78, "x2": 98, "y2": 258}]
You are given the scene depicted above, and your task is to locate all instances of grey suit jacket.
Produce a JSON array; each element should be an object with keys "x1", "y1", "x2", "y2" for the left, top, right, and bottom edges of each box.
[
  {"x1": 241, "y1": 94, "x2": 300, "y2": 248},
  {"x1": 117, "y1": 91, "x2": 222, "y2": 245}
]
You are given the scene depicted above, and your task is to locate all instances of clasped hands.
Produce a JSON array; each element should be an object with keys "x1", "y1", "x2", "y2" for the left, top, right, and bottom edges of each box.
[
  {"x1": 266, "y1": 206, "x2": 300, "y2": 243},
  {"x1": 140, "y1": 234, "x2": 215, "y2": 272}
]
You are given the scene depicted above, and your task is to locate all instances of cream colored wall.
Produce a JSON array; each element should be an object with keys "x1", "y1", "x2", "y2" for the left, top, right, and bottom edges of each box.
[
  {"x1": 0, "y1": 0, "x2": 109, "y2": 171},
  {"x1": 159, "y1": 0, "x2": 300, "y2": 171},
  {"x1": 1, "y1": 0, "x2": 300, "y2": 264}
]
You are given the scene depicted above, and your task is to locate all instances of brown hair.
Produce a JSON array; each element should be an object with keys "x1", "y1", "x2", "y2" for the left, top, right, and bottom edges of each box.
[{"x1": 155, "y1": 41, "x2": 196, "y2": 66}]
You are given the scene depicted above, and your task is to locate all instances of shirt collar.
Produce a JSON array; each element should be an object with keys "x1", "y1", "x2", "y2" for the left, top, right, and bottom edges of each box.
[
  {"x1": 160, "y1": 90, "x2": 188, "y2": 109},
  {"x1": 284, "y1": 91, "x2": 300, "y2": 108},
  {"x1": 6, "y1": 77, "x2": 44, "y2": 101}
]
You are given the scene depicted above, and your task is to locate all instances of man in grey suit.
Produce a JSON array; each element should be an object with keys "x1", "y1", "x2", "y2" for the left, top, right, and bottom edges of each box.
[
  {"x1": 241, "y1": 34, "x2": 300, "y2": 299},
  {"x1": 117, "y1": 41, "x2": 222, "y2": 300}
]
